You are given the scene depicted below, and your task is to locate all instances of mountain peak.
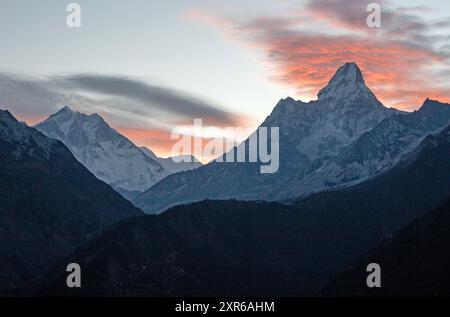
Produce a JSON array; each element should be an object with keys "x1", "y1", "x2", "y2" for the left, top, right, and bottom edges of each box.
[
  {"x1": 0, "y1": 109, "x2": 22, "y2": 138},
  {"x1": 317, "y1": 62, "x2": 367, "y2": 100},
  {"x1": 422, "y1": 98, "x2": 449, "y2": 107},
  {"x1": 0, "y1": 109, "x2": 16, "y2": 122},
  {"x1": 333, "y1": 62, "x2": 364, "y2": 84},
  {"x1": 61, "y1": 105, "x2": 73, "y2": 111},
  {"x1": 419, "y1": 98, "x2": 450, "y2": 114},
  {"x1": 56, "y1": 105, "x2": 75, "y2": 115},
  {"x1": 49, "y1": 106, "x2": 106, "y2": 126}
]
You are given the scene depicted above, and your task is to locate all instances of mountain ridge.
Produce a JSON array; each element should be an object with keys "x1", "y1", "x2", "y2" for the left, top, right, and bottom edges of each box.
[
  {"x1": 35, "y1": 106, "x2": 168, "y2": 194},
  {"x1": 35, "y1": 106, "x2": 203, "y2": 198},
  {"x1": 281, "y1": 98, "x2": 450, "y2": 199},
  {"x1": 133, "y1": 62, "x2": 445, "y2": 213},
  {"x1": 139, "y1": 146, "x2": 202, "y2": 174},
  {"x1": 321, "y1": 197, "x2": 450, "y2": 297},
  {"x1": 37, "y1": 124, "x2": 450, "y2": 296},
  {"x1": 0, "y1": 109, "x2": 142, "y2": 295}
]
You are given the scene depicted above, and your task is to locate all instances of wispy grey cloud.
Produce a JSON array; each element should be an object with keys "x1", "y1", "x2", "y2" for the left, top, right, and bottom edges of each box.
[
  {"x1": 60, "y1": 74, "x2": 237, "y2": 125},
  {"x1": 0, "y1": 73, "x2": 243, "y2": 129},
  {"x1": 0, "y1": 73, "x2": 60, "y2": 120},
  {"x1": 305, "y1": 0, "x2": 450, "y2": 54}
]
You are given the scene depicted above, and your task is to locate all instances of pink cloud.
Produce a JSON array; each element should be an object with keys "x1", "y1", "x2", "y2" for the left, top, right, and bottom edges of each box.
[{"x1": 184, "y1": 1, "x2": 450, "y2": 110}]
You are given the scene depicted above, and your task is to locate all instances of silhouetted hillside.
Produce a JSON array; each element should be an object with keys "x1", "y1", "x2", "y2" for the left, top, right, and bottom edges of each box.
[
  {"x1": 0, "y1": 110, "x2": 142, "y2": 295},
  {"x1": 321, "y1": 198, "x2": 450, "y2": 296}
]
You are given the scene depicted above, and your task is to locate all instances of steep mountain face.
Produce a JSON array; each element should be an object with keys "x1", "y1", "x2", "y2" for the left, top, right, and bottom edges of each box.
[
  {"x1": 0, "y1": 109, "x2": 142, "y2": 295},
  {"x1": 283, "y1": 99, "x2": 450, "y2": 199},
  {"x1": 139, "y1": 146, "x2": 202, "y2": 174},
  {"x1": 294, "y1": 124, "x2": 450, "y2": 242},
  {"x1": 321, "y1": 198, "x2": 450, "y2": 297},
  {"x1": 35, "y1": 107, "x2": 167, "y2": 194},
  {"x1": 39, "y1": 126, "x2": 450, "y2": 296},
  {"x1": 134, "y1": 62, "x2": 400, "y2": 213},
  {"x1": 265, "y1": 62, "x2": 395, "y2": 160},
  {"x1": 319, "y1": 126, "x2": 450, "y2": 297}
]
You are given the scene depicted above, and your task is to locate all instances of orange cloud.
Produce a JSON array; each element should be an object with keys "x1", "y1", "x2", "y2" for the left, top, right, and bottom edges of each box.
[
  {"x1": 117, "y1": 124, "x2": 248, "y2": 163},
  {"x1": 185, "y1": 1, "x2": 450, "y2": 110},
  {"x1": 258, "y1": 33, "x2": 447, "y2": 109},
  {"x1": 116, "y1": 127, "x2": 175, "y2": 158},
  {"x1": 10, "y1": 112, "x2": 48, "y2": 127}
]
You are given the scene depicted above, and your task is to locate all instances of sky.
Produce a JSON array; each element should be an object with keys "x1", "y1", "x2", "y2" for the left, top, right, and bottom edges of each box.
[{"x1": 0, "y1": 0, "x2": 449, "y2": 158}]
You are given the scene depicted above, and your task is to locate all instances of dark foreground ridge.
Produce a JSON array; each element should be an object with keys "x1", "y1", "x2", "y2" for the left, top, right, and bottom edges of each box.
[
  {"x1": 0, "y1": 109, "x2": 142, "y2": 295},
  {"x1": 321, "y1": 198, "x2": 450, "y2": 297},
  {"x1": 39, "y1": 126, "x2": 450, "y2": 297}
]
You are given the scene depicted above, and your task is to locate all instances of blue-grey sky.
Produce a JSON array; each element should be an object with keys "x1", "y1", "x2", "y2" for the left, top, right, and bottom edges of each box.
[{"x1": 0, "y1": 0, "x2": 449, "y2": 155}]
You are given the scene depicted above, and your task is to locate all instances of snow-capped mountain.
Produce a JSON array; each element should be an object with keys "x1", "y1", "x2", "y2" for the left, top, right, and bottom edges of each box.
[
  {"x1": 263, "y1": 62, "x2": 399, "y2": 160},
  {"x1": 39, "y1": 125, "x2": 450, "y2": 297},
  {"x1": 282, "y1": 99, "x2": 450, "y2": 199},
  {"x1": 139, "y1": 146, "x2": 202, "y2": 174},
  {"x1": 35, "y1": 106, "x2": 168, "y2": 194},
  {"x1": 134, "y1": 62, "x2": 405, "y2": 213}
]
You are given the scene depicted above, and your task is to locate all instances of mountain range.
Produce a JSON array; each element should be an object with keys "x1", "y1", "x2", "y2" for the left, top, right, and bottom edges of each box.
[
  {"x1": 0, "y1": 109, "x2": 142, "y2": 295},
  {"x1": 318, "y1": 123, "x2": 450, "y2": 297},
  {"x1": 35, "y1": 106, "x2": 201, "y2": 200},
  {"x1": 38, "y1": 125, "x2": 450, "y2": 296},
  {"x1": 133, "y1": 63, "x2": 450, "y2": 213},
  {"x1": 2, "y1": 61, "x2": 450, "y2": 297}
]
